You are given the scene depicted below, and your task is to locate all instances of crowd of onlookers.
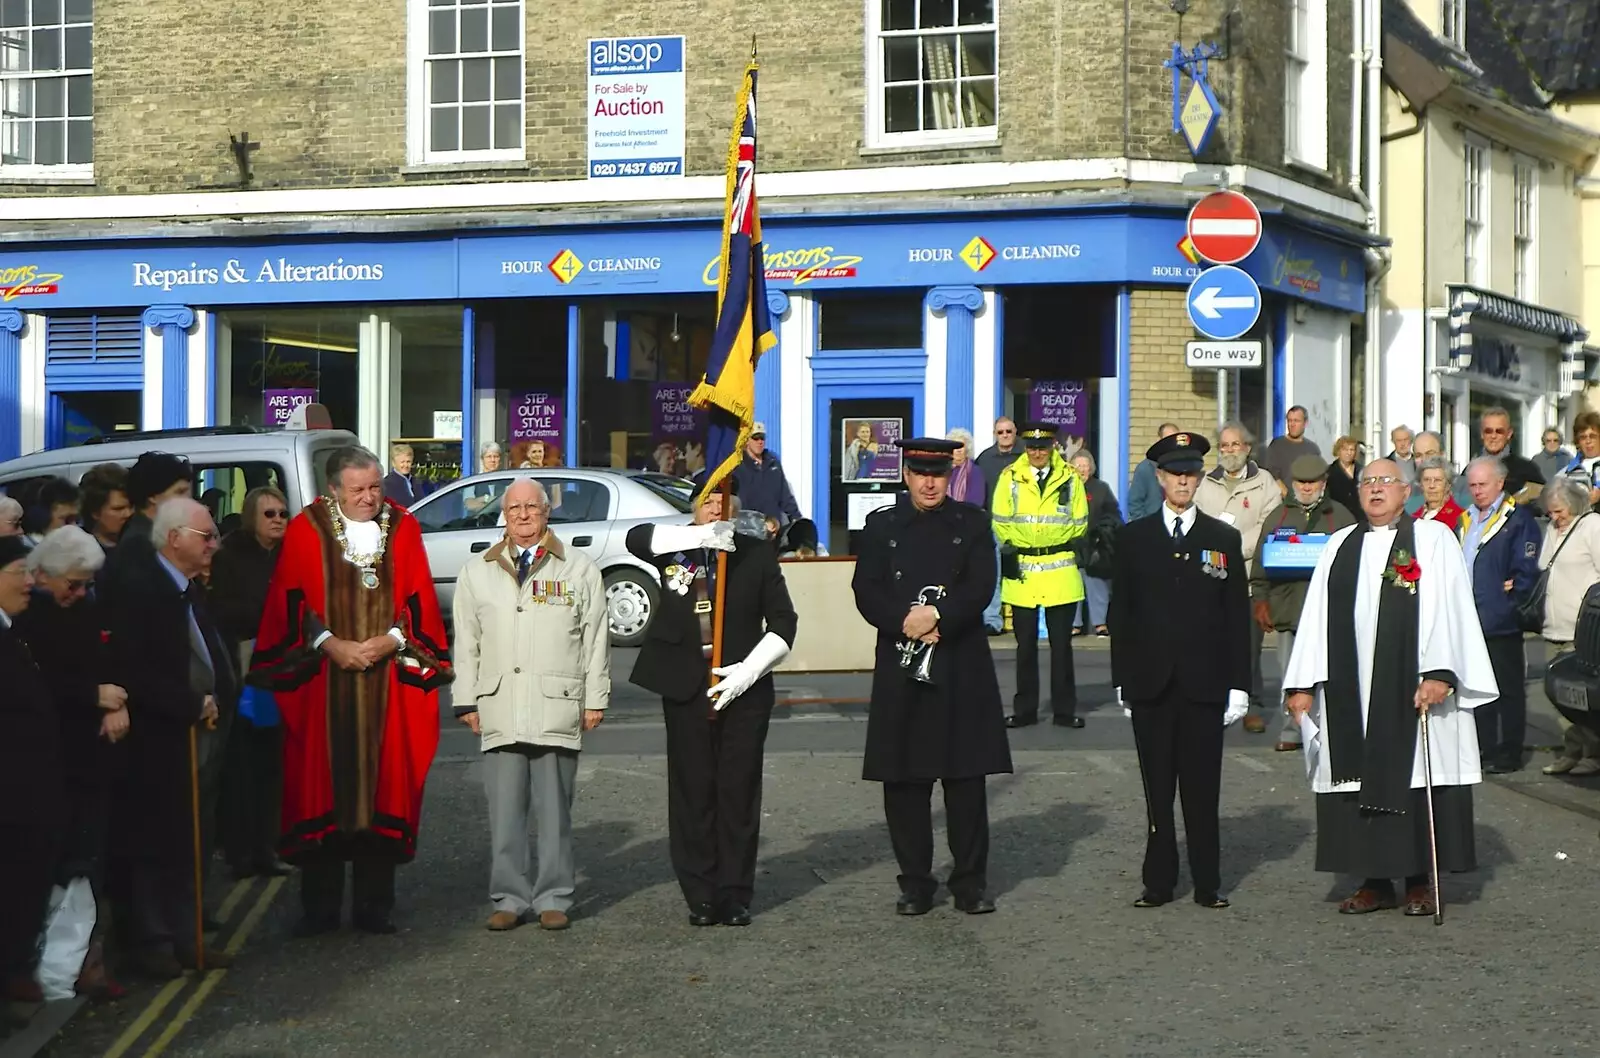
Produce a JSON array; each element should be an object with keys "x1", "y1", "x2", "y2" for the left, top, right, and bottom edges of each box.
[{"x1": 2, "y1": 454, "x2": 291, "y2": 1019}]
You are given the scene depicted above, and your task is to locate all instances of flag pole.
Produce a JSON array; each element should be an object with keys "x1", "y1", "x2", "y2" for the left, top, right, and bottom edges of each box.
[{"x1": 707, "y1": 478, "x2": 734, "y2": 719}]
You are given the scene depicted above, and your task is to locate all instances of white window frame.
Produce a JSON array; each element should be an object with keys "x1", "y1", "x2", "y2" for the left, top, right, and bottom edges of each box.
[
  {"x1": 1513, "y1": 156, "x2": 1537, "y2": 301},
  {"x1": 1284, "y1": 0, "x2": 1328, "y2": 171},
  {"x1": 1463, "y1": 137, "x2": 1489, "y2": 287},
  {"x1": 863, "y1": 0, "x2": 999, "y2": 150},
  {"x1": 404, "y1": 0, "x2": 525, "y2": 167},
  {"x1": 0, "y1": 0, "x2": 94, "y2": 180},
  {"x1": 1440, "y1": 0, "x2": 1466, "y2": 48}
]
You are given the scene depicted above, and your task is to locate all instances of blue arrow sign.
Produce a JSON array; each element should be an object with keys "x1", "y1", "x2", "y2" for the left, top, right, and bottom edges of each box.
[{"x1": 1186, "y1": 264, "x2": 1262, "y2": 341}]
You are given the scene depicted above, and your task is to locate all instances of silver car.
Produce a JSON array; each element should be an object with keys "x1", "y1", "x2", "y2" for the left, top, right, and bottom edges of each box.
[{"x1": 409, "y1": 468, "x2": 694, "y2": 647}]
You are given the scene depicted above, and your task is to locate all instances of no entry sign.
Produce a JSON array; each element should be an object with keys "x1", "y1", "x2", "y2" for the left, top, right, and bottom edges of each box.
[{"x1": 1186, "y1": 190, "x2": 1263, "y2": 265}]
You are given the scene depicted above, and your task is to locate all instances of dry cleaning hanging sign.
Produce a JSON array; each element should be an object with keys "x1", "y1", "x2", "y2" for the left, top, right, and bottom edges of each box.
[{"x1": 587, "y1": 36, "x2": 686, "y2": 179}]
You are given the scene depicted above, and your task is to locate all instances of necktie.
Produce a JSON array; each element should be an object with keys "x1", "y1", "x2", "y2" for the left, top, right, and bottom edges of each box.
[
  {"x1": 1172, "y1": 516, "x2": 1185, "y2": 545},
  {"x1": 517, "y1": 548, "x2": 533, "y2": 586}
]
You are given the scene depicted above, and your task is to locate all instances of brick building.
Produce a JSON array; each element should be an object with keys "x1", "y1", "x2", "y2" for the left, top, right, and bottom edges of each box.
[{"x1": 0, "y1": 0, "x2": 1376, "y2": 548}]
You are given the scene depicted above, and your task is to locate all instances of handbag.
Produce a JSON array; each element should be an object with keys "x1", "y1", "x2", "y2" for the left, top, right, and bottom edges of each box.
[
  {"x1": 1518, "y1": 514, "x2": 1585, "y2": 634},
  {"x1": 237, "y1": 684, "x2": 281, "y2": 727}
]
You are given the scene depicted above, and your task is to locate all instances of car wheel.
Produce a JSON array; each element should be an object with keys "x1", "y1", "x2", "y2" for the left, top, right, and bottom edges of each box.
[{"x1": 604, "y1": 568, "x2": 658, "y2": 648}]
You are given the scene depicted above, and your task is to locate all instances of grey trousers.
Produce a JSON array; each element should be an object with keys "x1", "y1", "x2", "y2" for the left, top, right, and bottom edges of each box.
[
  {"x1": 484, "y1": 745, "x2": 579, "y2": 916},
  {"x1": 1275, "y1": 630, "x2": 1301, "y2": 744}
]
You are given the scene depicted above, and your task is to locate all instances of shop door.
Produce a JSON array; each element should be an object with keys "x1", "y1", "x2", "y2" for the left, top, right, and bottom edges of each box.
[{"x1": 815, "y1": 390, "x2": 919, "y2": 556}]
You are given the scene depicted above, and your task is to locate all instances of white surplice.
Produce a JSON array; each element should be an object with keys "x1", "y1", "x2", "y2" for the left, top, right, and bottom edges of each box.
[{"x1": 1282, "y1": 517, "x2": 1498, "y2": 793}]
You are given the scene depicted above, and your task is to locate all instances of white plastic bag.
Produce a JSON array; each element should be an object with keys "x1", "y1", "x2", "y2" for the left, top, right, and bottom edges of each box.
[{"x1": 35, "y1": 877, "x2": 96, "y2": 1000}]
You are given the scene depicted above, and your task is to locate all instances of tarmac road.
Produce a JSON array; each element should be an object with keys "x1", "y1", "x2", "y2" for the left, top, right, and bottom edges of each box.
[{"x1": 21, "y1": 637, "x2": 1600, "y2": 1058}]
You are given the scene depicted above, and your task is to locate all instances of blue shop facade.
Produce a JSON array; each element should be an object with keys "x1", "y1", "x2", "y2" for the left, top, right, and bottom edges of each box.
[{"x1": 0, "y1": 204, "x2": 1367, "y2": 551}]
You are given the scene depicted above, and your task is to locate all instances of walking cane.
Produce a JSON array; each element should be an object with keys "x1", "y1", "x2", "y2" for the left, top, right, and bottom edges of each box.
[
  {"x1": 189, "y1": 709, "x2": 217, "y2": 971},
  {"x1": 1419, "y1": 708, "x2": 1444, "y2": 926}
]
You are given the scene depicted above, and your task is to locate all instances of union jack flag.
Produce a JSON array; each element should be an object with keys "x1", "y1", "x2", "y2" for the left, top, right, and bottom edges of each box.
[{"x1": 689, "y1": 61, "x2": 776, "y2": 504}]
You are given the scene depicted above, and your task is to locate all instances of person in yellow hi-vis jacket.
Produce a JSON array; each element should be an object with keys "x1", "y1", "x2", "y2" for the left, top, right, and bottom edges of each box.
[{"x1": 992, "y1": 422, "x2": 1090, "y2": 729}]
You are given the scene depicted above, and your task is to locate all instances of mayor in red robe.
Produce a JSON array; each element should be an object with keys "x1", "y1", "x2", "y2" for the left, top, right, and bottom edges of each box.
[{"x1": 250, "y1": 446, "x2": 451, "y2": 935}]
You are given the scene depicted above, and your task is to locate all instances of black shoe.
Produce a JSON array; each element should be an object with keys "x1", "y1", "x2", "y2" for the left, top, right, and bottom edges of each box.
[
  {"x1": 1485, "y1": 760, "x2": 1521, "y2": 775},
  {"x1": 1194, "y1": 892, "x2": 1231, "y2": 909},
  {"x1": 1005, "y1": 714, "x2": 1038, "y2": 729},
  {"x1": 953, "y1": 893, "x2": 996, "y2": 914},
  {"x1": 352, "y1": 914, "x2": 397, "y2": 935},
  {"x1": 1133, "y1": 891, "x2": 1171, "y2": 908},
  {"x1": 291, "y1": 915, "x2": 339, "y2": 939},
  {"x1": 895, "y1": 892, "x2": 934, "y2": 916},
  {"x1": 719, "y1": 903, "x2": 752, "y2": 927},
  {"x1": 1052, "y1": 715, "x2": 1085, "y2": 729},
  {"x1": 688, "y1": 903, "x2": 718, "y2": 927}
]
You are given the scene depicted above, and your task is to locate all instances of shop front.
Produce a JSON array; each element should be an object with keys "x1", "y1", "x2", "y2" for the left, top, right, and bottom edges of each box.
[{"x1": 0, "y1": 204, "x2": 1369, "y2": 546}]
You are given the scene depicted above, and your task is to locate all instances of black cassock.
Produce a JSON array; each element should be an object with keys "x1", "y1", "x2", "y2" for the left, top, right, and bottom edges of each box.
[{"x1": 853, "y1": 496, "x2": 1011, "y2": 903}]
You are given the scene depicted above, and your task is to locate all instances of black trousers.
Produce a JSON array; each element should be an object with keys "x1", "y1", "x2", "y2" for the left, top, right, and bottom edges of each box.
[
  {"x1": 1012, "y1": 603, "x2": 1077, "y2": 720},
  {"x1": 882, "y1": 778, "x2": 989, "y2": 902},
  {"x1": 223, "y1": 721, "x2": 284, "y2": 871},
  {"x1": 300, "y1": 858, "x2": 396, "y2": 923},
  {"x1": 1478, "y1": 635, "x2": 1527, "y2": 766},
  {"x1": 661, "y1": 693, "x2": 775, "y2": 909},
  {"x1": 1130, "y1": 690, "x2": 1225, "y2": 897},
  {"x1": 0, "y1": 820, "x2": 58, "y2": 979},
  {"x1": 130, "y1": 857, "x2": 200, "y2": 959}
]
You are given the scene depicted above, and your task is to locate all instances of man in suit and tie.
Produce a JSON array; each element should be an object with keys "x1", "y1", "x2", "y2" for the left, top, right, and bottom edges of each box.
[
  {"x1": 102, "y1": 498, "x2": 234, "y2": 977},
  {"x1": 626, "y1": 482, "x2": 798, "y2": 927},
  {"x1": 1108, "y1": 431, "x2": 1252, "y2": 910}
]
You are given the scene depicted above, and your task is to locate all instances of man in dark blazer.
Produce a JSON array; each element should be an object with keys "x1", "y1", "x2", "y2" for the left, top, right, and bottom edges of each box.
[
  {"x1": 626, "y1": 483, "x2": 797, "y2": 927},
  {"x1": 853, "y1": 438, "x2": 1012, "y2": 917},
  {"x1": 102, "y1": 498, "x2": 235, "y2": 977},
  {"x1": 1108, "y1": 431, "x2": 1251, "y2": 910}
]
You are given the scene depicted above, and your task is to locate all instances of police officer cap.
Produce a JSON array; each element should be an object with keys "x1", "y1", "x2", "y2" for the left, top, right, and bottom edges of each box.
[
  {"x1": 1291, "y1": 454, "x2": 1329, "y2": 482},
  {"x1": 895, "y1": 437, "x2": 960, "y2": 476},
  {"x1": 1146, "y1": 430, "x2": 1209, "y2": 473},
  {"x1": 1019, "y1": 422, "x2": 1058, "y2": 449}
]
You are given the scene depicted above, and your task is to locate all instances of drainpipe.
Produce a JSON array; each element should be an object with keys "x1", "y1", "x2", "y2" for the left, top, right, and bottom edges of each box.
[{"x1": 1348, "y1": 0, "x2": 1391, "y2": 457}]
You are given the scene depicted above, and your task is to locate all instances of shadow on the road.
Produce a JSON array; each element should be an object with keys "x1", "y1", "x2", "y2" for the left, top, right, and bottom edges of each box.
[
  {"x1": 571, "y1": 820, "x2": 673, "y2": 917},
  {"x1": 1224, "y1": 802, "x2": 1313, "y2": 895}
]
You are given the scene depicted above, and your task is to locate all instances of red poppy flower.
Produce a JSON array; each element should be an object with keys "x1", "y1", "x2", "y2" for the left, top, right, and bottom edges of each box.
[{"x1": 1399, "y1": 561, "x2": 1421, "y2": 583}]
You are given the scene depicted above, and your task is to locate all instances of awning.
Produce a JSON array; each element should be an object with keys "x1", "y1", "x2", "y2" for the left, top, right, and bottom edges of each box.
[{"x1": 1446, "y1": 284, "x2": 1589, "y2": 391}]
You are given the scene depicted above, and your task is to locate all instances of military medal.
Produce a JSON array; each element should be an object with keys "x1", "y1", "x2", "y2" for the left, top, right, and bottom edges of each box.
[{"x1": 664, "y1": 563, "x2": 695, "y2": 596}]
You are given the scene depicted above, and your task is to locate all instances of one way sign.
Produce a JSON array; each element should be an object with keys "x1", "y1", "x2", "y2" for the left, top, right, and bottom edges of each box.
[{"x1": 1185, "y1": 264, "x2": 1262, "y2": 341}]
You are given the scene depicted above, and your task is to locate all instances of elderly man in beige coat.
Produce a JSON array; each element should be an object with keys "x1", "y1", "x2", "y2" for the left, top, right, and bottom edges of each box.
[
  {"x1": 452, "y1": 478, "x2": 609, "y2": 932},
  {"x1": 1196, "y1": 420, "x2": 1283, "y2": 733}
]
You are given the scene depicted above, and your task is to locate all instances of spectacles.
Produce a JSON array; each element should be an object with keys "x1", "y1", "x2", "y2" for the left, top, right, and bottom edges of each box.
[
  {"x1": 996, "y1": 428, "x2": 1016, "y2": 435},
  {"x1": 179, "y1": 526, "x2": 220, "y2": 543},
  {"x1": 260, "y1": 509, "x2": 288, "y2": 518},
  {"x1": 1358, "y1": 476, "x2": 1405, "y2": 489},
  {"x1": 504, "y1": 503, "x2": 550, "y2": 516},
  {"x1": 1481, "y1": 427, "x2": 1509, "y2": 436}
]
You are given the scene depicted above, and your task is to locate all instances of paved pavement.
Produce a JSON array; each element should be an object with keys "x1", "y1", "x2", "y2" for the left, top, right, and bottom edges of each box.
[{"x1": 14, "y1": 636, "x2": 1600, "y2": 1058}]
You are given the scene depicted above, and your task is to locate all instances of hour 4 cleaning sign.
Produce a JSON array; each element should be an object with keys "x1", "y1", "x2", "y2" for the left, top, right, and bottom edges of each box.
[{"x1": 587, "y1": 36, "x2": 686, "y2": 179}]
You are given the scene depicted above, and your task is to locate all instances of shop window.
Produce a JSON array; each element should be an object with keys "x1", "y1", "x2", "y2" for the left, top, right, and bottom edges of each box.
[
  {"x1": 818, "y1": 291, "x2": 923, "y2": 351},
  {"x1": 407, "y1": 0, "x2": 524, "y2": 164},
  {"x1": 221, "y1": 307, "x2": 362, "y2": 433},
  {"x1": 385, "y1": 305, "x2": 465, "y2": 491},
  {"x1": 866, "y1": 0, "x2": 997, "y2": 147},
  {"x1": 0, "y1": 0, "x2": 93, "y2": 175}
]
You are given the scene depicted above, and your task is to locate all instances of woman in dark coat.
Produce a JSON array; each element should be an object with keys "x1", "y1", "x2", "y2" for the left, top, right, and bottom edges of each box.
[
  {"x1": 13, "y1": 526, "x2": 129, "y2": 999},
  {"x1": 1325, "y1": 435, "x2": 1366, "y2": 527},
  {"x1": 78, "y1": 463, "x2": 135, "y2": 555},
  {"x1": 0, "y1": 537, "x2": 63, "y2": 1006},
  {"x1": 209, "y1": 486, "x2": 293, "y2": 878}
]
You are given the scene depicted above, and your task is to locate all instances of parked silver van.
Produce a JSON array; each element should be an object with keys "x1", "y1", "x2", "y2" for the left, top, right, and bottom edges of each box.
[{"x1": 0, "y1": 424, "x2": 359, "y2": 533}]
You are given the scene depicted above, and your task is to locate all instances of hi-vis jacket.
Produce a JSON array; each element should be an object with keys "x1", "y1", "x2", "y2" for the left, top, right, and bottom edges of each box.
[{"x1": 992, "y1": 452, "x2": 1089, "y2": 608}]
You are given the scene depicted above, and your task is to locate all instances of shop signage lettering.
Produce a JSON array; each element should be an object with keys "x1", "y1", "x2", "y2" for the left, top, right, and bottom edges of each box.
[
  {"x1": 701, "y1": 245, "x2": 863, "y2": 286},
  {"x1": 264, "y1": 388, "x2": 316, "y2": 427},
  {"x1": 587, "y1": 256, "x2": 662, "y2": 273},
  {"x1": 587, "y1": 36, "x2": 685, "y2": 179},
  {"x1": 1028, "y1": 380, "x2": 1087, "y2": 431},
  {"x1": 501, "y1": 259, "x2": 546, "y2": 275},
  {"x1": 1000, "y1": 243, "x2": 1082, "y2": 261},
  {"x1": 1271, "y1": 242, "x2": 1323, "y2": 294},
  {"x1": 131, "y1": 257, "x2": 386, "y2": 292},
  {"x1": 249, "y1": 347, "x2": 321, "y2": 389},
  {"x1": 0, "y1": 264, "x2": 63, "y2": 300},
  {"x1": 907, "y1": 248, "x2": 955, "y2": 263}
]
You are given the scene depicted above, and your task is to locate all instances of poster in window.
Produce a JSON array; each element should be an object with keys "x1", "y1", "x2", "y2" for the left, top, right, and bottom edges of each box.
[
  {"x1": 841, "y1": 418, "x2": 903, "y2": 482},
  {"x1": 509, "y1": 391, "x2": 564, "y2": 468},
  {"x1": 649, "y1": 383, "x2": 707, "y2": 478}
]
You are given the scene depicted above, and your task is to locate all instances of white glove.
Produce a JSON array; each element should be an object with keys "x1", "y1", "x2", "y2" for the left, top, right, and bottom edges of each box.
[
  {"x1": 1223, "y1": 689, "x2": 1250, "y2": 727},
  {"x1": 650, "y1": 521, "x2": 735, "y2": 555},
  {"x1": 1117, "y1": 686, "x2": 1130, "y2": 719},
  {"x1": 708, "y1": 631, "x2": 791, "y2": 711}
]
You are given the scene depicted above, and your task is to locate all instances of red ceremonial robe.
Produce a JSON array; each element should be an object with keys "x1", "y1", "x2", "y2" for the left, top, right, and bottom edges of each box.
[{"x1": 249, "y1": 498, "x2": 451, "y2": 865}]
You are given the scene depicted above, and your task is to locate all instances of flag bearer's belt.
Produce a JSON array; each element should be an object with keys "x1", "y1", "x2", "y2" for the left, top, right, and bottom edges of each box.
[
  {"x1": 1014, "y1": 544, "x2": 1073, "y2": 557},
  {"x1": 695, "y1": 587, "x2": 714, "y2": 659}
]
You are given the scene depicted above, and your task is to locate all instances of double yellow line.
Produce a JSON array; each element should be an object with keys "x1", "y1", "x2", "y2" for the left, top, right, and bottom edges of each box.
[{"x1": 102, "y1": 874, "x2": 285, "y2": 1058}]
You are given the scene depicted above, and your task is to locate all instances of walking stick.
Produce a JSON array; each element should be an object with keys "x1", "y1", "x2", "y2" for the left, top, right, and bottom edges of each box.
[
  {"x1": 1419, "y1": 708, "x2": 1444, "y2": 926},
  {"x1": 189, "y1": 709, "x2": 218, "y2": 970}
]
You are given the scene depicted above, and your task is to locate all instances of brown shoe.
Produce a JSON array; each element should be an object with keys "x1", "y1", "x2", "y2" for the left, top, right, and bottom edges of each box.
[
  {"x1": 1242, "y1": 714, "x2": 1267, "y2": 734},
  {"x1": 1274, "y1": 741, "x2": 1301, "y2": 752},
  {"x1": 1403, "y1": 885, "x2": 1438, "y2": 917},
  {"x1": 1337, "y1": 887, "x2": 1397, "y2": 914},
  {"x1": 486, "y1": 911, "x2": 523, "y2": 931},
  {"x1": 538, "y1": 910, "x2": 571, "y2": 931},
  {"x1": 177, "y1": 948, "x2": 234, "y2": 971}
]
